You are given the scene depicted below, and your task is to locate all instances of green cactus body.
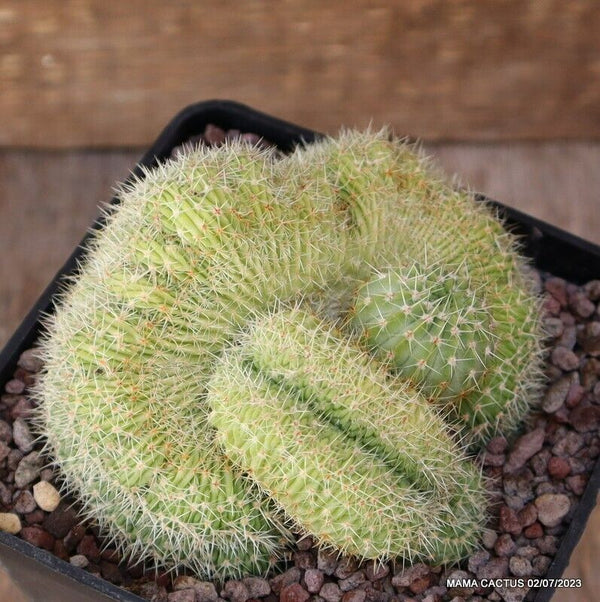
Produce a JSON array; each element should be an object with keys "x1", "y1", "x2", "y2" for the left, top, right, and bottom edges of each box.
[
  {"x1": 297, "y1": 131, "x2": 545, "y2": 444},
  {"x1": 208, "y1": 307, "x2": 486, "y2": 564},
  {"x1": 348, "y1": 264, "x2": 496, "y2": 401},
  {"x1": 34, "y1": 144, "x2": 358, "y2": 578},
  {"x1": 34, "y1": 129, "x2": 543, "y2": 577}
]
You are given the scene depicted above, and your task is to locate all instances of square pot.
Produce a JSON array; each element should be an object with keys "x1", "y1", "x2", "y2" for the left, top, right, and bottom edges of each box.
[{"x1": 0, "y1": 100, "x2": 598, "y2": 602}]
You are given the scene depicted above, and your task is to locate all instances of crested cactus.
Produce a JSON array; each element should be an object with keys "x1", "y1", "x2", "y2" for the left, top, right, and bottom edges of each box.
[
  {"x1": 32, "y1": 127, "x2": 543, "y2": 578},
  {"x1": 293, "y1": 129, "x2": 544, "y2": 443},
  {"x1": 33, "y1": 143, "x2": 353, "y2": 579},
  {"x1": 208, "y1": 306, "x2": 487, "y2": 563}
]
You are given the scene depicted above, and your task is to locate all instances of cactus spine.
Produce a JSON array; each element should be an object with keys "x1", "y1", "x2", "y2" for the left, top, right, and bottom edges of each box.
[{"x1": 208, "y1": 307, "x2": 486, "y2": 563}]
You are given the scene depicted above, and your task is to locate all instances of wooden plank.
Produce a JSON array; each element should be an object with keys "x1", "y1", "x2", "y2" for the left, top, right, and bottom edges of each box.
[{"x1": 1, "y1": 0, "x2": 599, "y2": 147}]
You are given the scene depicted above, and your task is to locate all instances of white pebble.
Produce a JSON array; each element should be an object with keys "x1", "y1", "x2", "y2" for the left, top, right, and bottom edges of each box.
[
  {"x1": 33, "y1": 480, "x2": 61, "y2": 511},
  {"x1": 0, "y1": 512, "x2": 22, "y2": 534},
  {"x1": 69, "y1": 554, "x2": 89, "y2": 568}
]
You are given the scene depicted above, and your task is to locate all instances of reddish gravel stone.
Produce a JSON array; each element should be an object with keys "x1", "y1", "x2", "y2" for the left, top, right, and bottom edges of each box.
[
  {"x1": 339, "y1": 571, "x2": 366, "y2": 591},
  {"x1": 365, "y1": 562, "x2": 390, "y2": 581},
  {"x1": 0, "y1": 483, "x2": 12, "y2": 507},
  {"x1": 341, "y1": 591, "x2": 366, "y2": 602},
  {"x1": 552, "y1": 431, "x2": 584, "y2": 457},
  {"x1": 569, "y1": 404, "x2": 600, "y2": 432},
  {"x1": 225, "y1": 128, "x2": 242, "y2": 141},
  {"x1": 17, "y1": 349, "x2": 43, "y2": 373},
  {"x1": 532, "y1": 555, "x2": 552, "y2": 576},
  {"x1": 543, "y1": 295, "x2": 561, "y2": 316},
  {"x1": 335, "y1": 557, "x2": 359, "y2": 579},
  {"x1": 582, "y1": 357, "x2": 600, "y2": 388},
  {"x1": 1, "y1": 393, "x2": 23, "y2": 408},
  {"x1": 139, "y1": 584, "x2": 167, "y2": 602},
  {"x1": 543, "y1": 317, "x2": 564, "y2": 338},
  {"x1": 467, "y1": 549, "x2": 490, "y2": 574},
  {"x1": 294, "y1": 550, "x2": 316, "y2": 569},
  {"x1": 494, "y1": 534, "x2": 516, "y2": 557},
  {"x1": 320, "y1": 583, "x2": 343, "y2": 602},
  {"x1": 192, "y1": 582, "x2": 220, "y2": 602},
  {"x1": 569, "y1": 291, "x2": 595, "y2": 318},
  {"x1": 63, "y1": 524, "x2": 86, "y2": 551},
  {"x1": 547, "y1": 456, "x2": 571, "y2": 479},
  {"x1": 524, "y1": 522, "x2": 544, "y2": 539},
  {"x1": 242, "y1": 578, "x2": 271, "y2": 598},
  {"x1": 202, "y1": 124, "x2": 226, "y2": 146},
  {"x1": 566, "y1": 474, "x2": 588, "y2": 495},
  {"x1": 476, "y1": 557, "x2": 509, "y2": 580},
  {"x1": 43, "y1": 502, "x2": 78, "y2": 538},
  {"x1": 482, "y1": 530, "x2": 498, "y2": 550},
  {"x1": 483, "y1": 453, "x2": 505, "y2": 467},
  {"x1": 409, "y1": 575, "x2": 432, "y2": 595},
  {"x1": 392, "y1": 563, "x2": 430, "y2": 588},
  {"x1": 542, "y1": 377, "x2": 570, "y2": 413},
  {"x1": 0, "y1": 420, "x2": 12, "y2": 444},
  {"x1": 509, "y1": 555, "x2": 533, "y2": 578},
  {"x1": 578, "y1": 321, "x2": 600, "y2": 355},
  {"x1": 504, "y1": 429, "x2": 545, "y2": 473},
  {"x1": 270, "y1": 568, "x2": 301, "y2": 594},
  {"x1": 296, "y1": 535, "x2": 314, "y2": 551},
  {"x1": 545, "y1": 278, "x2": 568, "y2": 306},
  {"x1": 499, "y1": 505, "x2": 523, "y2": 536},
  {"x1": 20, "y1": 525, "x2": 55, "y2": 550},
  {"x1": 168, "y1": 590, "x2": 196, "y2": 602},
  {"x1": 584, "y1": 280, "x2": 600, "y2": 300},
  {"x1": 280, "y1": 583, "x2": 310, "y2": 602},
  {"x1": 222, "y1": 581, "x2": 251, "y2": 602},
  {"x1": 24, "y1": 509, "x2": 45, "y2": 525},
  {"x1": 7, "y1": 447, "x2": 23, "y2": 470},
  {"x1": 445, "y1": 570, "x2": 474, "y2": 596},
  {"x1": 560, "y1": 310, "x2": 577, "y2": 326},
  {"x1": 551, "y1": 347, "x2": 580, "y2": 371},
  {"x1": 303, "y1": 569, "x2": 324, "y2": 593},
  {"x1": 545, "y1": 364, "x2": 563, "y2": 381},
  {"x1": 317, "y1": 549, "x2": 339, "y2": 575},
  {"x1": 566, "y1": 379, "x2": 585, "y2": 408},
  {"x1": 13, "y1": 490, "x2": 37, "y2": 514},
  {"x1": 100, "y1": 547, "x2": 120, "y2": 563},
  {"x1": 10, "y1": 397, "x2": 33, "y2": 419},
  {"x1": 77, "y1": 534, "x2": 101, "y2": 562},
  {"x1": 154, "y1": 571, "x2": 172, "y2": 588},
  {"x1": 14, "y1": 451, "x2": 42, "y2": 487},
  {"x1": 101, "y1": 560, "x2": 123, "y2": 584},
  {"x1": 487, "y1": 436, "x2": 508, "y2": 454},
  {"x1": 517, "y1": 503, "x2": 538, "y2": 528},
  {"x1": 5, "y1": 379, "x2": 25, "y2": 395},
  {"x1": 52, "y1": 538, "x2": 69, "y2": 561},
  {"x1": 536, "y1": 535, "x2": 559, "y2": 555}
]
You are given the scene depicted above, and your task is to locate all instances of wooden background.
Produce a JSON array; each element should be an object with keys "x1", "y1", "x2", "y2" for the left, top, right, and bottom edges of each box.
[
  {"x1": 0, "y1": 2, "x2": 599, "y2": 600},
  {"x1": 1, "y1": 0, "x2": 599, "y2": 147}
]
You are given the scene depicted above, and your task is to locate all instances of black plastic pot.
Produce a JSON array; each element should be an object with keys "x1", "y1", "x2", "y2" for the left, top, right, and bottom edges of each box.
[{"x1": 0, "y1": 100, "x2": 598, "y2": 602}]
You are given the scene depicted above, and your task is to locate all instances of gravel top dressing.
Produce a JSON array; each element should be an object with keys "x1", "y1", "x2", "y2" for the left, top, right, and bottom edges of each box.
[{"x1": 0, "y1": 126, "x2": 598, "y2": 602}]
